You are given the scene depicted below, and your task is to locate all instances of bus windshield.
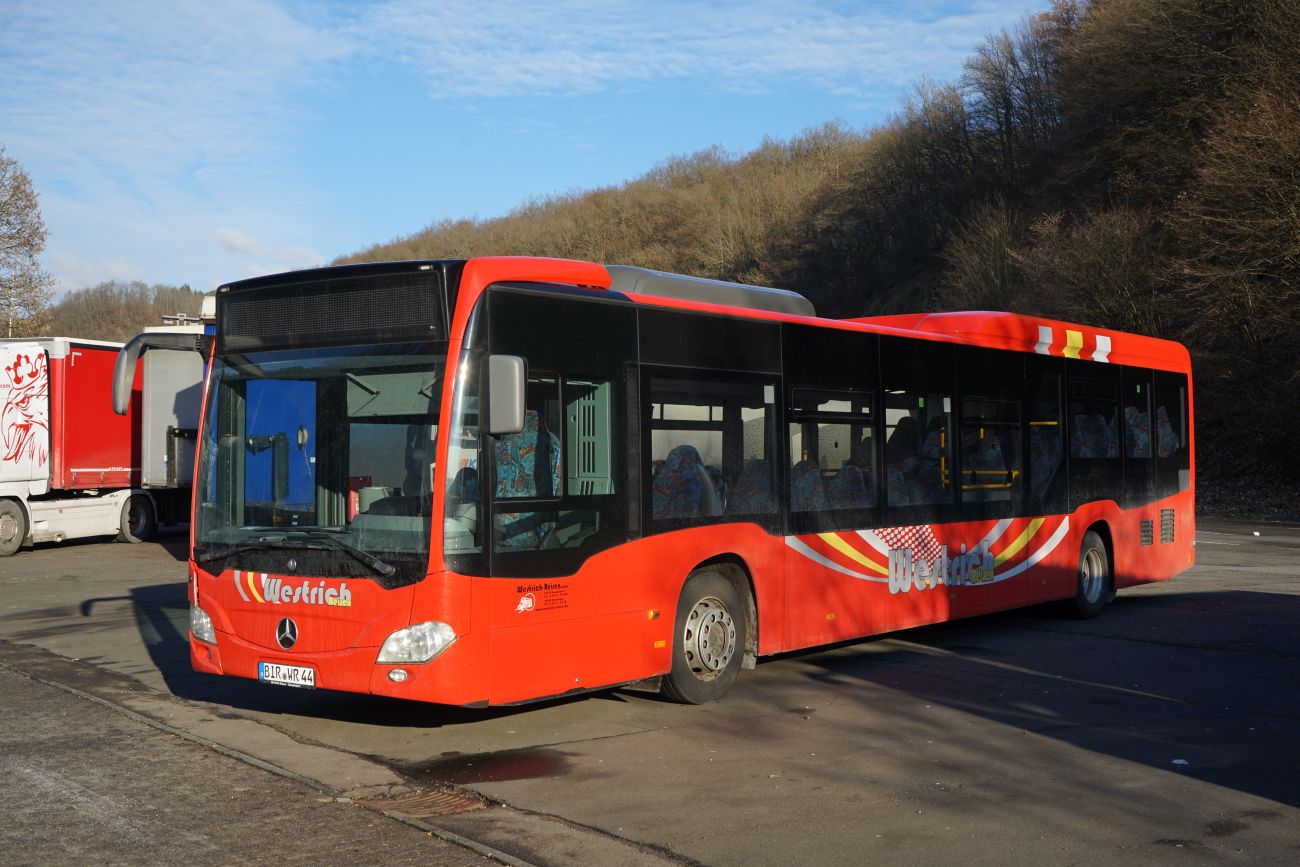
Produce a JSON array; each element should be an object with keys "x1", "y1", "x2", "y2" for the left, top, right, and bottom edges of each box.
[{"x1": 195, "y1": 341, "x2": 445, "y2": 586}]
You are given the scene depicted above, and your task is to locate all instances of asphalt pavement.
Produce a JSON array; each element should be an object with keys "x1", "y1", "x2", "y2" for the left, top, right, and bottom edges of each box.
[
  {"x1": 0, "y1": 660, "x2": 488, "y2": 866},
  {"x1": 1, "y1": 519, "x2": 1297, "y2": 865}
]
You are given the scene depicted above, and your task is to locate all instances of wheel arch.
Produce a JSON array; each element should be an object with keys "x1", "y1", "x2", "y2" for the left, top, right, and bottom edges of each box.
[{"x1": 690, "y1": 554, "x2": 758, "y2": 670}]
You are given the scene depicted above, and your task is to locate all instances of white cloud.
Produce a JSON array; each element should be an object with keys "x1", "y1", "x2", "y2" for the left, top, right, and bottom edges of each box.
[
  {"x1": 1, "y1": 0, "x2": 349, "y2": 184},
  {"x1": 0, "y1": 0, "x2": 1045, "y2": 293},
  {"x1": 352, "y1": 0, "x2": 1029, "y2": 99},
  {"x1": 214, "y1": 228, "x2": 322, "y2": 272},
  {"x1": 0, "y1": 0, "x2": 350, "y2": 291},
  {"x1": 46, "y1": 251, "x2": 144, "y2": 296}
]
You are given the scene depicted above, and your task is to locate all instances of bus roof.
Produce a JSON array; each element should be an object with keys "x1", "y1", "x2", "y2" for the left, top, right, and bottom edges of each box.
[{"x1": 217, "y1": 257, "x2": 1191, "y2": 373}]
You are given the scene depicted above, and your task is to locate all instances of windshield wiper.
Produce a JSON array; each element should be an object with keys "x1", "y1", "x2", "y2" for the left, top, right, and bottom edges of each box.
[
  {"x1": 291, "y1": 530, "x2": 396, "y2": 578},
  {"x1": 195, "y1": 534, "x2": 293, "y2": 567},
  {"x1": 195, "y1": 530, "x2": 396, "y2": 579}
]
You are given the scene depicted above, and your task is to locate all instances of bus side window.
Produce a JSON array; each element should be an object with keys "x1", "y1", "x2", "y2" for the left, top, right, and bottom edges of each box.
[
  {"x1": 494, "y1": 374, "x2": 562, "y2": 551},
  {"x1": 647, "y1": 375, "x2": 777, "y2": 527},
  {"x1": 959, "y1": 393, "x2": 1022, "y2": 515},
  {"x1": 564, "y1": 377, "x2": 614, "y2": 496},
  {"x1": 1025, "y1": 356, "x2": 1066, "y2": 515},
  {"x1": 787, "y1": 388, "x2": 877, "y2": 531},
  {"x1": 1154, "y1": 370, "x2": 1190, "y2": 497},
  {"x1": 1067, "y1": 363, "x2": 1122, "y2": 507},
  {"x1": 882, "y1": 337, "x2": 955, "y2": 513},
  {"x1": 491, "y1": 372, "x2": 621, "y2": 554},
  {"x1": 958, "y1": 347, "x2": 1023, "y2": 520},
  {"x1": 1122, "y1": 366, "x2": 1155, "y2": 507}
]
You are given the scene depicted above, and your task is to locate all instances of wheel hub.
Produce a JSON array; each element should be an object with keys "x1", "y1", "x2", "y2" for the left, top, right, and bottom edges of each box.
[
  {"x1": 0, "y1": 513, "x2": 17, "y2": 544},
  {"x1": 684, "y1": 597, "x2": 737, "y2": 678},
  {"x1": 1080, "y1": 547, "x2": 1104, "y2": 603}
]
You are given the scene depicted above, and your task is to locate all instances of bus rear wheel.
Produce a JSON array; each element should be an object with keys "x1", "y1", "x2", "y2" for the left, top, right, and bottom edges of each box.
[
  {"x1": 1072, "y1": 530, "x2": 1110, "y2": 620},
  {"x1": 0, "y1": 500, "x2": 26, "y2": 556},
  {"x1": 662, "y1": 570, "x2": 744, "y2": 704}
]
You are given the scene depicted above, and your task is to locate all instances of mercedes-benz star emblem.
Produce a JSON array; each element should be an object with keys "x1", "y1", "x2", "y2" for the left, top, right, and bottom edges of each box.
[{"x1": 275, "y1": 617, "x2": 298, "y2": 650}]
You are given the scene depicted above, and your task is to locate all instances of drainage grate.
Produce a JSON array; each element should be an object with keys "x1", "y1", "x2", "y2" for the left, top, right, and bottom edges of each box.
[{"x1": 357, "y1": 788, "x2": 487, "y2": 818}]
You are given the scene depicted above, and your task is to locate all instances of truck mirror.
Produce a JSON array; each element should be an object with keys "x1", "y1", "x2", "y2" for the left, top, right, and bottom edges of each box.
[
  {"x1": 112, "y1": 333, "x2": 204, "y2": 415},
  {"x1": 485, "y1": 355, "x2": 526, "y2": 435}
]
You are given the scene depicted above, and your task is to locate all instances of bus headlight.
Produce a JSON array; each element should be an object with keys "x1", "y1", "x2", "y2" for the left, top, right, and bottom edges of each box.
[
  {"x1": 377, "y1": 621, "x2": 456, "y2": 664},
  {"x1": 190, "y1": 604, "x2": 217, "y2": 645}
]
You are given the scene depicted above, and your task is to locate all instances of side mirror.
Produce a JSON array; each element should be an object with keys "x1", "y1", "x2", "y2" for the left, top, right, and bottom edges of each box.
[
  {"x1": 112, "y1": 332, "x2": 204, "y2": 415},
  {"x1": 485, "y1": 355, "x2": 526, "y2": 435}
]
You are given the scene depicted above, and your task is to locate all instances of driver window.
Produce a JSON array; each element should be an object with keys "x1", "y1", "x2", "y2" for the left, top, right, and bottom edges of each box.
[{"x1": 494, "y1": 374, "x2": 562, "y2": 550}]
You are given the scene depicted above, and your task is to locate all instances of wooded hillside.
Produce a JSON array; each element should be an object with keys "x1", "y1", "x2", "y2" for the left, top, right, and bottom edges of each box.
[
  {"x1": 46, "y1": 280, "x2": 206, "y2": 343},
  {"x1": 339, "y1": 0, "x2": 1298, "y2": 515}
]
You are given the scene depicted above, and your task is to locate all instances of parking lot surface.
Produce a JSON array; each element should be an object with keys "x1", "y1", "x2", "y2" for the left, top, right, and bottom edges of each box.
[{"x1": 1, "y1": 519, "x2": 1297, "y2": 865}]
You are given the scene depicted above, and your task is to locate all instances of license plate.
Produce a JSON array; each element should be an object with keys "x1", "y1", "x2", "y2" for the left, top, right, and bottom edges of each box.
[{"x1": 258, "y1": 661, "x2": 316, "y2": 689}]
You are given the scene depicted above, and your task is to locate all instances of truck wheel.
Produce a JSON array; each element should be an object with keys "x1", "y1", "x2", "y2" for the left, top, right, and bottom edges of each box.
[
  {"x1": 661, "y1": 570, "x2": 745, "y2": 704},
  {"x1": 1072, "y1": 530, "x2": 1110, "y2": 620},
  {"x1": 117, "y1": 494, "x2": 156, "y2": 543},
  {"x1": 0, "y1": 500, "x2": 26, "y2": 556}
]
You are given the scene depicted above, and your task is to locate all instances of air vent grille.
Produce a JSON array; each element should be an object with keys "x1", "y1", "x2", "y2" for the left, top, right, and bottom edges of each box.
[{"x1": 1160, "y1": 509, "x2": 1175, "y2": 544}]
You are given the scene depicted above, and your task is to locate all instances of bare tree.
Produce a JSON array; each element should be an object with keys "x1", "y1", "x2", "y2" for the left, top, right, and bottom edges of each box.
[{"x1": 0, "y1": 147, "x2": 55, "y2": 337}]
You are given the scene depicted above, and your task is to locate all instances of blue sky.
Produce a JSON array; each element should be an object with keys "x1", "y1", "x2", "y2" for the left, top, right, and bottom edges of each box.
[{"x1": 0, "y1": 0, "x2": 1047, "y2": 294}]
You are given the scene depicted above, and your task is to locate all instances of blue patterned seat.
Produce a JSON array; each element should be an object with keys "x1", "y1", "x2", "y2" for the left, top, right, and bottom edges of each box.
[
  {"x1": 1071, "y1": 413, "x2": 1116, "y2": 459},
  {"x1": 705, "y1": 465, "x2": 727, "y2": 506},
  {"x1": 652, "y1": 444, "x2": 705, "y2": 519},
  {"x1": 914, "y1": 424, "x2": 951, "y2": 502},
  {"x1": 828, "y1": 464, "x2": 874, "y2": 509},
  {"x1": 1156, "y1": 406, "x2": 1179, "y2": 457},
  {"x1": 790, "y1": 459, "x2": 827, "y2": 512},
  {"x1": 1124, "y1": 406, "x2": 1151, "y2": 457},
  {"x1": 1029, "y1": 427, "x2": 1062, "y2": 500},
  {"x1": 494, "y1": 410, "x2": 562, "y2": 550},
  {"x1": 966, "y1": 433, "x2": 1005, "y2": 471},
  {"x1": 726, "y1": 459, "x2": 775, "y2": 515}
]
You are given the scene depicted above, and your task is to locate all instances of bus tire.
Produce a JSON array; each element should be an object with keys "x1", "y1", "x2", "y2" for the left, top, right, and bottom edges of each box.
[
  {"x1": 0, "y1": 499, "x2": 26, "y2": 556},
  {"x1": 117, "y1": 494, "x2": 156, "y2": 543},
  {"x1": 1072, "y1": 530, "x2": 1109, "y2": 620},
  {"x1": 662, "y1": 570, "x2": 745, "y2": 704}
]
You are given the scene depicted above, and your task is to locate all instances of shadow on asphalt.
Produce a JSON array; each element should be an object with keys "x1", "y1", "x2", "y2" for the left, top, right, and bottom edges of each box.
[
  {"x1": 791, "y1": 590, "x2": 1300, "y2": 808},
  {"x1": 79, "y1": 577, "x2": 1300, "y2": 807},
  {"x1": 88, "y1": 581, "x2": 602, "y2": 730}
]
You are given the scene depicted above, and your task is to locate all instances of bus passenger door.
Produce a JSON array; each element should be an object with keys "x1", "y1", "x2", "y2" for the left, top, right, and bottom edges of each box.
[{"x1": 481, "y1": 288, "x2": 642, "y2": 703}]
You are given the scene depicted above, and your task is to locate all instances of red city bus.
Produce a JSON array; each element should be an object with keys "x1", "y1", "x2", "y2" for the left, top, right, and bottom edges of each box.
[{"x1": 129, "y1": 257, "x2": 1194, "y2": 706}]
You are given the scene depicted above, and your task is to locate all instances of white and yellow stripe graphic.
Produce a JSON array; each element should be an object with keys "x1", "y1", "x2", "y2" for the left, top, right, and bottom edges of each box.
[{"x1": 1034, "y1": 326, "x2": 1111, "y2": 363}]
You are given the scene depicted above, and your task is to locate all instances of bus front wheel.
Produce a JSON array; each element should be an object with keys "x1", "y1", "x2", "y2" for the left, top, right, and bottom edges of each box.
[
  {"x1": 1072, "y1": 530, "x2": 1110, "y2": 619},
  {"x1": 662, "y1": 571, "x2": 745, "y2": 704}
]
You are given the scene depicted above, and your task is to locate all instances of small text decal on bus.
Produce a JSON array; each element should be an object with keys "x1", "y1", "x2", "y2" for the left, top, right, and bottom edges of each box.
[{"x1": 514, "y1": 582, "x2": 568, "y2": 613}]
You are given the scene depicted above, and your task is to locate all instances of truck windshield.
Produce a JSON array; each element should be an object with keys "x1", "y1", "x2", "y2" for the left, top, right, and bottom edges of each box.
[{"x1": 195, "y1": 341, "x2": 445, "y2": 586}]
